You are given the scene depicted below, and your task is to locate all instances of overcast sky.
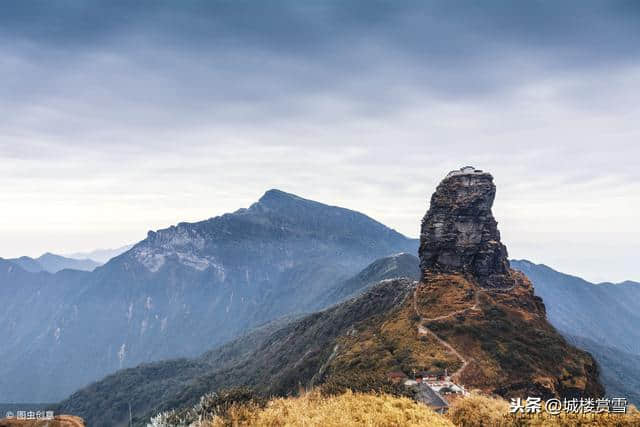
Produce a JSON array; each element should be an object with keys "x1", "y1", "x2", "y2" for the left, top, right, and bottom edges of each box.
[{"x1": 1, "y1": 1, "x2": 638, "y2": 282}]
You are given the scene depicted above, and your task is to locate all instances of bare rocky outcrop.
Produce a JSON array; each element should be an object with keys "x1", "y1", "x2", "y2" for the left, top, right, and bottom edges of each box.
[{"x1": 419, "y1": 166, "x2": 511, "y2": 288}]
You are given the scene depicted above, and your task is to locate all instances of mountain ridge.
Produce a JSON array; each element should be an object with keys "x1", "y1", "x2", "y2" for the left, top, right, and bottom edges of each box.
[
  {"x1": 55, "y1": 168, "x2": 604, "y2": 426},
  {"x1": 3, "y1": 253, "x2": 100, "y2": 274},
  {"x1": 511, "y1": 259, "x2": 640, "y2": 355},
  {"x1": 54, "y1": 277, "x2": 419, "y2": 426},
  {"x1": 0, "y1": 189, "x2": 417, "y2": 403},
  {"x1": 66, "y1": 245, "x2": 133, "y2": 264}
]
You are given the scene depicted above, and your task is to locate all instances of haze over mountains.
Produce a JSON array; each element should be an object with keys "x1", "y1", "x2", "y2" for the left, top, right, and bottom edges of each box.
[
  {"x1": 66, "y1": 245, "x2": 134, "y2": 264},
  {"x1": 511, "y1": 260, "x2": 640, "y2": 355},
  {"x1": 0, "y1": 189, "x2": 417, "y2": 403},
  {"x1": 510, "y1": 260, "x2": 640, "y2": 406},
  {"x1": 1, "y1": 181, "x2": 637, "y2": 423},
  {"x1": 3, "y1": 244, "x2": 134, "y2": 274},
  {"x1": 55, "y1": 167, "x2": 607, "y2": 426},
  {"x1": 4, "y1": 253, "x2": 101, "y2": 274},
  {"x1": 54, "y1": 259, "x2": 640, "y2": 426}
]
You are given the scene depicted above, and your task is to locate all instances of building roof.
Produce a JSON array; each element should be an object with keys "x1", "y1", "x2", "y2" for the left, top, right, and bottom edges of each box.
[
  {"x1": 388, "y1": 370, "x2": 407, "y2": 378},
  {"x1": 445, "y1": 166, "x2": 485, "y2": 178},
  {"x1": 414, "y1": 384, "x2": 449, "y2": 409}
]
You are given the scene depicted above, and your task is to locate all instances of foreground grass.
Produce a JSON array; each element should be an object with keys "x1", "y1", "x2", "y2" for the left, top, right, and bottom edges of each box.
[
  {"x1": 448, "y1": 393, "x2": 640, "y2": 427},
  {"x1": 151, "y1": 389, "x2": 640, "y2": 426},
  {"x1": 205, "y1": 390, "x2": 453, "y2": 427},
  {"x1": 0, "y1": 415, "x2": 85, "y2": 427}
]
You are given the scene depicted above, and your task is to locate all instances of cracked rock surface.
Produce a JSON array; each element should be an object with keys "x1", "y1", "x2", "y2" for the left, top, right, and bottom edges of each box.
[{"x1": 419, "y1": 167, "x2": 511, "y2": 288}]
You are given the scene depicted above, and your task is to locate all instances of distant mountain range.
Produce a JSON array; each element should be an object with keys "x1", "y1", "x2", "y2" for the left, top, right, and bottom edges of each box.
[
  {"x1": 3, "y1": 244, "x2": 134, "y2": 274},
  {"x1": 510, "y1": 260, "x2": 640, "y2": 406},
  {"x1": 2, "y1": 186, "x2": 638, "y2": 418},
  {"x1": 565, "y1": 335, "x2": 640, "y2": 408},
  {"x1": 510, "y1": 260, "x2": 640, "y2": 355},
  {"x1": 4, "y1": 253, "x2": 101, "y2": 273},
  {"x1": 0, "y1": 189, "x2": 417, "y2": 403},
  {"x1": 66, "y1": 245, "x2": 134, "y2": 264},
  {"x1": 56, "y1": 169, "x2": 607, "y2": 426},
  {"x1": 318, "y1": 252, "x2": 420, "y2": 307}
]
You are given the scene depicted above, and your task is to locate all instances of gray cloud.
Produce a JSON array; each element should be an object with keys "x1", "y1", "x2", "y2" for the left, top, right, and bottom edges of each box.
[
  {"x1": 1, "y1": 1, "x2": 639, "y2": 282},
  {"x1": 2, "y1": 1, "x2": 639, "y2": 114}
]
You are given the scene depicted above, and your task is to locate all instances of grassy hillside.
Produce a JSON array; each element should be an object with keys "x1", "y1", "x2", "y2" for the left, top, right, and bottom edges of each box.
[
  {"x1": 322, "y1": 270, "x2": 601, "y2": 401},
  {"x1": 419, "y1": 271, "x2": 602, "y2": 399},
  {"x1": 55, "y1": 279, "x2": 418, "y2": 426},
  {"x1": 321, "y1": 293, "x2": 460, "y2": 395}
]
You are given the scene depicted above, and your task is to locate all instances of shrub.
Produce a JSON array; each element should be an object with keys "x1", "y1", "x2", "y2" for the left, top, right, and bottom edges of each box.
[
  {"x1": 146, "y1": 387, "x2": 266, "y2": 427},
  {"x1": 448, "y1": 392, "x2": 512, "y2": 427}
]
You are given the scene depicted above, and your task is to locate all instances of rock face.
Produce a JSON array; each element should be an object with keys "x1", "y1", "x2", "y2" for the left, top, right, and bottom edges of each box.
[{"x1": 419, "y1": 166, "x2": 511, "y2": 288}]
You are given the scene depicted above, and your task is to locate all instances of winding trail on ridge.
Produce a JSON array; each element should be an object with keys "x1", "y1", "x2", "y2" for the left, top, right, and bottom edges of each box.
[
  {"x1": 412, "y1": 281, "x2": 518, "y2": 383},
  {"x1": 412, "y1": 287, "x2": 479, "y2": 382}
]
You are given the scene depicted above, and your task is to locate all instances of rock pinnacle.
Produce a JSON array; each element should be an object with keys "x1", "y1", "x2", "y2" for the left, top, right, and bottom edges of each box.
[{"x1": 419, "y1": 166, "x2": 511, "y2": 288}]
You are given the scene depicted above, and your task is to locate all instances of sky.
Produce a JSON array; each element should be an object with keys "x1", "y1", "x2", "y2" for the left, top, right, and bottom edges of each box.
[{"x1": 1, "y1": 1, "x2": 639, "y2": 283}]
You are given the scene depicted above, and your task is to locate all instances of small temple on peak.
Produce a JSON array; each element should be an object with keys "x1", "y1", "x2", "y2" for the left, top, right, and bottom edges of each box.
[{"x1": 445, "y1": 165, "x2": 486, "y2": 178}]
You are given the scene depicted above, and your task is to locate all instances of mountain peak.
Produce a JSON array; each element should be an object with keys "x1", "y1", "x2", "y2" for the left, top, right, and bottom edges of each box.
[
  {"x1": 419, "y1": 167, "x2": 510, "y2": 288},
  {"x1": 261, "y1": 188, "x2": 294, "y2": 198},
  {"x1": 257, "y1": 189, "x2": 316, "y2": 208}
]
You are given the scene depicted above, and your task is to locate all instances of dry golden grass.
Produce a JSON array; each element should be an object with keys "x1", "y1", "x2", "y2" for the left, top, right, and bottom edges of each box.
[
  {"x1": 0, "y1": 415, "x2": 84, "y2": 427},
  {"x1": 448, "y1": 393, "x2": 640, "y2": 427},
  {"x1": 416, "y1": 274, "x2": 476, "y2": 318},
  {"x1": 203, "y1": 391, "x2": 640, "y2": 427},
  {"x1": 418, "y1": 271, "x2": 602, "y2": 399},
  {"x1": 328, "y1": 303, "x2": 460, "y2": 384},
  {"x1": 206, "y1": 390, "x2": 454, "y2": 427},
  {"x1": 447, "y1": 392, "x2": 512, "y2": 427}
]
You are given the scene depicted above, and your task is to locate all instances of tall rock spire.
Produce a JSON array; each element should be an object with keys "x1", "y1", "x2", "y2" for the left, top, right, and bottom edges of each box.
[{"x1": 419, "y1": 166, "x2": 511, "y2": 288}]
